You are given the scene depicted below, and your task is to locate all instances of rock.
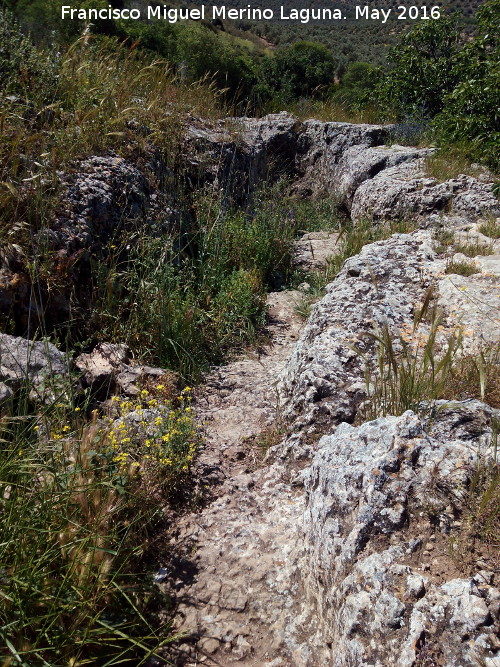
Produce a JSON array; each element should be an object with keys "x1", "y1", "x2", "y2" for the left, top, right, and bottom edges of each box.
[
  {"x1": 437, "y1": 272, "x2": 500, "y2": 351},
  {"x1": 301, "y1": 410, "x2": 500, "y2": 666},
  {"x1": 0, "y1": 382, "x2": 13, "y2": 404},
  {"x1": 294, "y1": 232, "x2": 340, "y2": 271},
  {"x1": 351, "y1": 160, "x2": 500, "y2": 222},
  {"x1": 75, "y1": 342, "x2": 172, "y2": 400},
  {"x1": 0, "y1": 333, "x2": 72, "y2": 402},
  {"x1": 293, "y1": 120, "x2": 394, "y2": 198},
  {"x1": 115, "y1": 365, "x2": 166, "y2": 396},
  {"x1": 75, "y1": 343, "x2": 130, "y2": 399},
  {"x1": 51, "y1": 154, "x2": 173, "y2": 255},
  {"x1": 184, "y1": 112, "x2": 301, "y2": 199},
  {"x1": 278, "y1": 230, "x2": 437, "y2": 431}
]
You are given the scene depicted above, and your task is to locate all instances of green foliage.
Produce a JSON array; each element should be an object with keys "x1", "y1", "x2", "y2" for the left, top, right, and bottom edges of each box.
[
  {"x1": 445, "y1": 259, "x2": 479, "y2": 276},
  {"x1": 263, "y1": 40, "x2": 335, "y2": 106},
  {"x1": 91, "y1": 182, "x2": 299, "y2": 380},
  {"x1": 0, "y1": 30, "x2": 223, "y2": 249},
  {"x1": 0, "y1": 8, "x2": 58, "y2": 99},
  {"x1": 380, "y1": 16, "x2": 461, "y2": 117},
  {"x1": 479, "y1": 217, "x2": 500, "y2": 239},
  {"x1": 175, "y1": 24, "x2": 258, "y2": 100},
  {"x1": 434, "y1": 0, "x2": 500, "y2": 170},
  {"x1": 357, "y1": 297, "x2": 463, "y2": 420},
  {"x1": 379, "y1": 0, "x2": 500, "y2": 170},
  {"x1": 330, "y1": 61, "x2": 380, "y2": 111},
  {"x1": 0, "y1": 381, "x2": 197, "y2": 665}
]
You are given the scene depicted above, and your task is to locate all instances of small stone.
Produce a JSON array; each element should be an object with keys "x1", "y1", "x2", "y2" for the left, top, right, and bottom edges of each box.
[{"x1": 200, "y1": 638, "x2": 220, "y2": 654}]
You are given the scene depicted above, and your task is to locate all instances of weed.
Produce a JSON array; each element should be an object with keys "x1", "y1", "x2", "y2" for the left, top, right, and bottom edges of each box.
[
  {"x1": 479, "y1": 217, "x2": 500, "y2": 240},
  {"x1": 440, "y1": 344, "x2": 500, "y2": 408},
  {"x1": 0, "y1": 381, "x2": 199, "y2": 664},
  {"x1": 288, "y1": 99, "x2": 383, "y2": 124},
  {"x1": 424, "y1": 146, "x2": 485, "y2": 182},
  {"x1": 0, "y1": 23, "x2": 225, "y2": 255},
  {"x1": 433, "y1": 227, "x2": 455, "y2": 254},
  {"x1": 452, "y1": 239, "x2": 494, "y2": 257},
  {"x1": 356, "y1": 295, "x2": 462, "y2": 421},
  {"x1": 90, "y1": 181, "x2": 299, "y2": 380},
  {"x1": 445, "y1": 259, "x2": 479, "y2": 276}
]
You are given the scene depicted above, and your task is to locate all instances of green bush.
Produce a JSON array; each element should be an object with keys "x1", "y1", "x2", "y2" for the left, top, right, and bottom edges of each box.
[
  {"x1": 330, "y1": 61, "x2": 380, "y2": 111},
  {"x1": 0, "y1": 383, "x2": 194, "y2": 665},
  {"x1": 434, "y1": 0, "x2": 500, "y2": 170},
  {"x1": 263, "y1": 40, "x2": 336, "y2": 106},
  {"x1": 0, "y1": 8, "x2": 58, "y2": 99},
  {"x1": 379, "y1": 16, "x2": 461, "y2": 118},
  {"x1": 91, "y1": 182, "x2": 298, "y2": 380}
]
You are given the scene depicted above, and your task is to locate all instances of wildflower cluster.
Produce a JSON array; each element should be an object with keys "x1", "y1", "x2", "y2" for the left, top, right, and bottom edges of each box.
[{"x1": 104, "y1": 386, "x2": 200, "y2": 485}]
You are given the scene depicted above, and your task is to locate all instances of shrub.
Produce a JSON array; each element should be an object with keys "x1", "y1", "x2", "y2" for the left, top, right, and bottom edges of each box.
[
  {"x1": 379, "y1": 16, "x2": 461, "y2": 118},
  {"x1": 91, "y1": 182, "x2": 298, "y2": 379},
  {"x1": 445, "y1": 259, "x2": 480, "y2": 276},
  {"x1": 0, "y1": 8, "x2": 58, "y2": 99},
  {"x1": 0, "y1": 380, "x2": 199, "y2": 665},
  {"x1": 434, "y1": 0, "x2": 500, "y2": 171},
  {"x1": 329, "y1": 61, "x2": 380, "y2": 111},
  {"x1": 263, "y1": 40, "x2": 336, "y2": 106}
]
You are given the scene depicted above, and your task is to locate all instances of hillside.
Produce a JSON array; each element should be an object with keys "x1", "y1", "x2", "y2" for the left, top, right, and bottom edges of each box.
[
  {"x1": 211, "y1": 0, "x2": 484, "y2": 65},
  {"x1": 0, "y1": 3, "x2": 499, "y2": 664}
]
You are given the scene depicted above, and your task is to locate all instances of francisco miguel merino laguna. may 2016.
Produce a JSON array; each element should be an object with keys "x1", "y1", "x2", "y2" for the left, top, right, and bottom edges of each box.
[{"x1": 61, "y1": 4, "x2": 407, "y2": 24}]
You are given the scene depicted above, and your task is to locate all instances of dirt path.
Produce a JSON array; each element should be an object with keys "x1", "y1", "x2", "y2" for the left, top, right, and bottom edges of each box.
[{"x1": 159, "y1": 235, "x2": 339, "y2": 666}]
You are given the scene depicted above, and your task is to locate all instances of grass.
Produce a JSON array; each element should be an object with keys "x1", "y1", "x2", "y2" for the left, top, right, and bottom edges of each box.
[
  {"x1": 452, "y1": 239, "x2": 494, "y2": 257},
  {"x1": 445, "y1": 259, "x2": 479, "y2": 276},
  {"x1": 355, "y1": 291, "x2": 462, "y2": 421},
  {"x1": 433, "y1": 227, "x2": 494, "y2": 267},
  {"x1": 479, "y1": 217, "x2": 500, "y2": 240},
  {"x1": 353, "y1": 289, "x2": 500, "y2": 559},
  {"x1": 357, "y1": 294, "x2": 500, "y2": 420},
  {"x1": 294, "y1": 217, "x2": 418, "y2": 319},
  {"x1": 450, "y1": 425, "x2": 500, "y2": 573},
  {"x1": 0, "y1": 18, "x2": 226, "y2": 253},
  {"x1": 89, "y1": 180, "x2": 302, "y2": 380},
  {"x1": 440, "y1": 344, "x2": 500, "y2": 408},
  {"x1": 0, "y1": 379, "x2": 200, "y2": 665},
  {"x1": 424, "y1": 145, "x2": 487, "y2": 182},
  {"x1": 433, "y1": 228, "x2": 456, "y2": 255},
  {"x1": 287, "y1": 99, "x2": 384, "y2": 124},
  {"x1": 89, "y1": 186, "x2": 347, "y2": 381}
]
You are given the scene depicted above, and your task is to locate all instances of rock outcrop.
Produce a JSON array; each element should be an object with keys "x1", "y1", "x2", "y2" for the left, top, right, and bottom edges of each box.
[
  {"x1": 2, "y1": 114, "x2": 500, "y2": 666},
  {"x1": 167, "y1": 220, "x2": 500, "y2": 666},
  {"x1": 351, "y1": 160, "x2": 500, "y2": 222},
  {"x1": 0, "y1": 333, "x2": 72, "y2": 402},
  {"x1": 301, "y1": 406, "x2": 499, "y2": 667},
  {"x1": 278, "y1": 230, "x2": 437, "y2": 430},
  {"x1": 3, "y1": 114, "x2": 498, "y2": 336},
  {"x1": 75, "y1": 342, "x2": 174, "y2": 400}
]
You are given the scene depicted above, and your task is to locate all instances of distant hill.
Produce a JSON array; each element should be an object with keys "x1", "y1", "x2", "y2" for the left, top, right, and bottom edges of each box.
[{"x1": 201, "y1": 0, "x2": 485, "y2": 66}]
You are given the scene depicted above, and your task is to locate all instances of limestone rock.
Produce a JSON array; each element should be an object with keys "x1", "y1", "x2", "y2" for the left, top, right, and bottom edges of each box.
[
  {"x1": 75, "y1": 343, "x2": 130, "y2": 399},
  {"x1": 351, "y1": 160, "x2": 500, "y2": 222},
  {"x1": 294, "y1": 232, "x2": 340, "y2": 271},
  {"x1": 301, "y1": 409, "x2": 500, "y2": 666},
  {"x1": 75, "y1": 342, "x2": 170, "y2": 399},
  {"x1": 0, "y1": 333, "x2": 72, "y2": 402},
  {"x1": 278, "y1": 230, "x2": 437, "y2": 431}
]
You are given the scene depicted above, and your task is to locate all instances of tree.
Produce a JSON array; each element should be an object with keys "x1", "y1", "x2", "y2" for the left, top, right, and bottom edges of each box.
[
  {"x1": 331, "y1": 61, "x2": 380, "y2": 110},
  {"x1": 263, "y1": 41, "x2": 335, "y2": 104},
  {"x1": 434, "y1": 0, "x2": 500, "y2": 169},
  {"x1": 379, "y1": 16, "x2": 461, "y2": 118}
]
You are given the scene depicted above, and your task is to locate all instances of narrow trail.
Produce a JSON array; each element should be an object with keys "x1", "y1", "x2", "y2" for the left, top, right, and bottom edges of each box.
[{"x1": 160, "y1": 234, "x2": 340, "y2": 666}]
